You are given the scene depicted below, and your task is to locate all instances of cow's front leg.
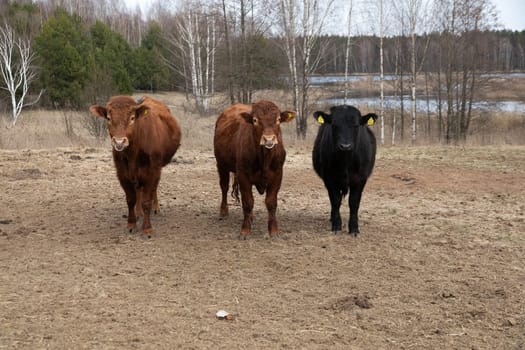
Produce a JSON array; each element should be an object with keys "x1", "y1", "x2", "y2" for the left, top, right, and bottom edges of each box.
[
  {"x1": 327, "y1": 186, "x2": 343, "y2": 233},
  {"x1": 118, "y1": 175, "x2": 137, "y2": 232},
  {"x1": 139, "y1": 168, "x2": 161, "y2": 238},
  {"x1": 238, "y1": 175, "x2": 254, "y2": 239},
  {"x1": 348, "y1": 183, "x2": 365, "y2": 236},
  {"x1": 134, "y1": 186, "x2": 143, "y2": 218},
  {"x1": 265, "y1": 174, "x2": 282, "y2": 237}
]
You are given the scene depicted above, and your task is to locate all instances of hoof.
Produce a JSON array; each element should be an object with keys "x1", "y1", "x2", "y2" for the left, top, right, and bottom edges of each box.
[
  {"x1": 140, "y1": 232, "x2": 153, "y2": 240},
  {"x1": 349, "y1": 231, "x2": 359, "y2": 237},
  {"x1": 141, "y1": 227, "x2": 153, "y2": 239},
  {"x1": 269, "y1": 232, "x2": 280, "y2": 239},
  {"x1": 127, "y1": 223, "x2": 137, "y2": 234},
  {"x1": 238, "y1": 234, "x2": 248, "y2": 241}
]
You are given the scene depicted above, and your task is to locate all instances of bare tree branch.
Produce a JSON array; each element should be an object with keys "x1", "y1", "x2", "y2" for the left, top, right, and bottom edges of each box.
[{"x1": 0, "y1": 24, "x2": 43, "y2": 126}]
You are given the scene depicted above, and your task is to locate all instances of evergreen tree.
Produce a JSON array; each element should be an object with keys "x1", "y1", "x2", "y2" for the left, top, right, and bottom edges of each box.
[
  {"x1": 34, "y1": 9, "x2": 93, "y2": 108},
  {"x1": 132, "y1": 22, "x2": 169, "y2": 91},
  {"x1": 90, "y1": 21, "x2": 133, "y2": 94}
]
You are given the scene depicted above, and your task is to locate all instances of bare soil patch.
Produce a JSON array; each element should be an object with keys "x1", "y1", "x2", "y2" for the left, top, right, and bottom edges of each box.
[{"x1": 1, "y1": 145, "x2": 524, "y2": 349}]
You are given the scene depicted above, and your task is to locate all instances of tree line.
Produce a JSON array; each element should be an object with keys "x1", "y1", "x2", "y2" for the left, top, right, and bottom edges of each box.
[
  {"x1": 315, "y1": 31, "x2": 525, "y2": 74},
  {"x1": 0, "y1": 0, "x2": 523, "y2": 144}
]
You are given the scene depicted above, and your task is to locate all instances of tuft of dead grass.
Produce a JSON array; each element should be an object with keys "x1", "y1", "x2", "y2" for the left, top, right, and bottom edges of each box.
[{"x1": 1, "y1": 89, "x2": 523, "y2": 150}]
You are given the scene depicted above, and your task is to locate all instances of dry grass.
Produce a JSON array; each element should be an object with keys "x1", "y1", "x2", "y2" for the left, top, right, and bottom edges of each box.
[
  {"x1": 0, "y1": 85, "x2": 523, "y2": 150},
  {"x1": 0, "y1": 109, "x2": 106, "y2": 150},
  {"x1": 0, "y1": 91, "x2": 316, "y2": 151}
]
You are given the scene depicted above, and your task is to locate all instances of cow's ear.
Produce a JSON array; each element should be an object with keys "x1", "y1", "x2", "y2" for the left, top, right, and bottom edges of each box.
[
  {"x1": 240, "y1": 112, "x2": 255, "y2": 124},
  {"x1": 280, "y1": 111, "x2": 296, "y2": 123},
  {"x1": 313, "y1": 111, "x2": 331, "y2": 124},
  {"x1": 90, "y1": 105, "x2": 108, "y2": 120},
  {"x1": 135, "y1": 105, "x2": 151, "y2": 118},
  {"x1": 361, "y1": 113, "x2": 378, "y2": 126}
]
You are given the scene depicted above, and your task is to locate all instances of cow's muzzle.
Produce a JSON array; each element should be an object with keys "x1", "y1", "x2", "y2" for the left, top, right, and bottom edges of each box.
[
  {"x1": 112, "y1": 137, "x2": 129, "y2": 152},
  {"x1": 338, "y1": 143, "x2": 353, "y2": 152},
  {"x1": 260, "y1": 134, "x2": 278, "y2": 149}
]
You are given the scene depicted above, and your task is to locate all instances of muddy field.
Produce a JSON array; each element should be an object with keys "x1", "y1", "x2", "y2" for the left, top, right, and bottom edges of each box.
[{"x1": 0, "y1": 144, "x2": 524, "y2": 349}]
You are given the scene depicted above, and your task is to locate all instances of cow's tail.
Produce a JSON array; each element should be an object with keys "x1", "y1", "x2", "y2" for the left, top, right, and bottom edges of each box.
[{"x1": 231, "y1": 174, "x2": 240, "y2": 203}]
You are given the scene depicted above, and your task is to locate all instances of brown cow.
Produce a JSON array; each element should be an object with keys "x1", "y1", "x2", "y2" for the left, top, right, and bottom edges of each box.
[
  {"x1": 89, "y1": 95, "x2": 181, "y2": 238},
  {"x1": 214, "y1": 100, "x2": 296, "y2": 239}
]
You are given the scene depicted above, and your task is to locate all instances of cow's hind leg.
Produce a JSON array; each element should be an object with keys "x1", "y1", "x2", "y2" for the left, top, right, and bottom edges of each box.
[
  {"x1": 218, "y1": 165, "x2": 230, "y2": 217},
  {"x1": 327, "y1": 187, "x2": 343, "y2": 233},
  {"x1": 138, "y1": 187, "x2": 160, "y2": 216},
  {"x1": 348, "y1": 183, "x2": 365, "y2": 236}
]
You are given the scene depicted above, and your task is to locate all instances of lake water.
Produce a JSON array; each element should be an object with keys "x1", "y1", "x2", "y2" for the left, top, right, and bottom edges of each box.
[
  {"x1": 311, "y1": 74, "x2": 525, "y2": 113},
  {"x1": 321, "y1": 95, "x2": 525, "y2": 113},
  {"x1": 310, "y1": 73, "x2": 525, "y2": 85}
]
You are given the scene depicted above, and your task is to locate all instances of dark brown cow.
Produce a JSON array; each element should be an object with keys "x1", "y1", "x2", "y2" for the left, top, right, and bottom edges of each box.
[
  {"x1": 90, "y1": 95, "x2": 181, "y2": 238},
  {"x1": 214, "y1": 100, "x2": 296, "y2": 239}
]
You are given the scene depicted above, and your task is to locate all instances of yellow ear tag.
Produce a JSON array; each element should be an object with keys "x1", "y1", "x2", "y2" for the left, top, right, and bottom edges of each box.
[
  {"x1": 288, "y1": 112, "x2": 292, "y2": 120},
  {"x1": 317, "y1": 116, "x2": 324, "y2": 124},
  {"x1": 144, "y1": 109, "x2": 148, "y2": 115},
  {"x1": 367, "y1": 118, "x2": 375, "y2": 126}
]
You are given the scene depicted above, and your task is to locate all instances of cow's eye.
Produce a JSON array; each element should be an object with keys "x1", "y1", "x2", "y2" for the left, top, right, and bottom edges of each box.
[
  {"x1": 276, "y1": 116, "x2": 281, "y2": 124},
  {"x1": 253, "y1": 117, "x2": 258, "y2": 125},
  {"x1": 130, "y1": 115, "x2": 135, "y2": 123}
]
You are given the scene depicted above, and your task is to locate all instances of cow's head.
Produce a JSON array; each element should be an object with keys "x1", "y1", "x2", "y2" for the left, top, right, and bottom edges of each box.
[
  {"x1": 89, "y1": 96, "x2": 150, "y2": 152},
  {"x1": 313, "y1": 105, "x2": 377, "y2": 152},
  {"x1": 241, "y1": 100, "x2": 296, "y2": 149}
]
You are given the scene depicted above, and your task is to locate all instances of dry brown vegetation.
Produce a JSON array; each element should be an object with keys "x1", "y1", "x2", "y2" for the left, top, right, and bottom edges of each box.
[
  {"x1": 2, "y1": 72, "x2": 524, "y2": 150},
  {"x1": 0, "y1": 90, "x2": 524, "y2": 349}
]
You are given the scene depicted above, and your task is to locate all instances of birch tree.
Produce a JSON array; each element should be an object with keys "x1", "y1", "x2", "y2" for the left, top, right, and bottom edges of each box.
[
  {"x1": 343, "y1": 0, "x2": 353, "y2": 105},
  {"x1": 279, "y1": 0, "x2": 298, "y2": 130},
  {"x1": 221, "y1": 0, "x2": 235, "y2": 103},
  {"x1": 390, "y1": 0, "x2": 432, "y2": 143},
  {"x1": 408, "y1": 0, "x2": 420, "y2": 144},
  {"x1": 165, "y1": 1, "x2": 217, "y2": 114},
  {"x1": 365, "y1": 0, "x2": 388, "y2": 144},
  {"x1": 379, "y1": 0, "x2": 385, "y2": 145},
  {"x1": 278, "y1": 0, "x2": 334, "y2": 138},
  {"x1": 0, "y1": 24, "x2": 42, "y2": 126},
  {"x1": 434, "y1": 0, "x2": 497, "y2": 143}
]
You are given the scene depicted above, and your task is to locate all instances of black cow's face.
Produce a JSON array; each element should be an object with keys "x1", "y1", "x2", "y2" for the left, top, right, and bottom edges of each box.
[
  {"x1": 90, "y1": 96, "x2": 149, "y2": 152},
  {"x1": 313, "y1": 105, "x2": 377, "y2": 152},
  {"x1": 241, "y1": 100, "x2": 296, "y2": 149}
]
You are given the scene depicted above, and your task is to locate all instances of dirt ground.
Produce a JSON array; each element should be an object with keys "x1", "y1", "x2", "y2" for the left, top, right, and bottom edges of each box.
[{"x1": 0, "y1": 144, "x2": 524, "y2": 349}]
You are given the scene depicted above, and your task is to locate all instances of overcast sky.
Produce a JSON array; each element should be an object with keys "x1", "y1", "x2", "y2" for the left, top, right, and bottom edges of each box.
[
  {"x1": 123, "y1": 0, "x2": 524, "y2": 32},
  {"x1": 496, "y1": 0, "x2": 525, "y2": 31}
]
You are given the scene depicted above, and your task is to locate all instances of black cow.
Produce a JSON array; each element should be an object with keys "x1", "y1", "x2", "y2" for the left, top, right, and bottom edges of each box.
[{"x1": 312, "y1": 105, "x2": 378, "y2": 235}]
